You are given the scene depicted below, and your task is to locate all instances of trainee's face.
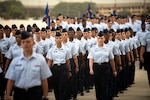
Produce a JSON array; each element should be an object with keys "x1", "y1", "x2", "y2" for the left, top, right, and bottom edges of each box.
[
  {"x1": 35, "y1": 32, "x2": 41, "y2": 39},
  {"x1": 4, "y1": 29, "x2": 11, "y2": 37},
  {"x1": 68, "y1": 31, "x2": 75, "y2": 39},
  {"x1": 21, "y1": 37, "x2": 34, "y2": 52},
  {"x1": 15, "y1": 34, "x2": 21, "y2": 43},
  {"x1": 41, "y1": 31, "x2": 46, "y2": 38},
  {"x1": 20, "y1": 28, "x2": 25, "y2": 32},
  {"x1": 62, "y1": 32, "x2": 68, "y2": 40},
  {"x1": 83, "y1": 32, "x2": 89, "y2": 39},
  {"x1": 97, "y1": 35, "x2": 105, "y2": 44},
  {"x1": 55, "y1": 36, "x2": 62, "y2": 44}
]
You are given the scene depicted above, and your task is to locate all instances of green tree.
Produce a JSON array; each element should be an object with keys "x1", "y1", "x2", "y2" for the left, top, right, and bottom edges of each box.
[
  {"x1": 118, "y1": 10, "x2": 132, "y2": 16},
  {"x1": 0, "y1": 0, "x2": 26, "y2": 19},
  {"x1": 51, "y1": 2, "x2": 98, "y2": 18}
]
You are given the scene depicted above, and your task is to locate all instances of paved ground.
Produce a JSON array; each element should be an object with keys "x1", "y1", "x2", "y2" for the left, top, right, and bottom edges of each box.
[{"x1": 48, "y1": 61, "x2": 150, "y2": 100}]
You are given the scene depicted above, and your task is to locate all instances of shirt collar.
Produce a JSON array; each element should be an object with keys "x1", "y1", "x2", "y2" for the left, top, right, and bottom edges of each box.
[{"x1": 20, "y1": 51, "x2": 36, "y2": 60}]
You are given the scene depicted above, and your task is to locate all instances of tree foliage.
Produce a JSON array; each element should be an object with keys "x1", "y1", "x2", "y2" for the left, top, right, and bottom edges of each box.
[
  {"x1": 51, "y1": 2, "x2": 98, "y2": 18},
  {"x1": 118, "y1": 10, "x2": 132, "y2": 16},
  {"x1": 0, "y1": 0, "x2": 26, "y2": 19}
]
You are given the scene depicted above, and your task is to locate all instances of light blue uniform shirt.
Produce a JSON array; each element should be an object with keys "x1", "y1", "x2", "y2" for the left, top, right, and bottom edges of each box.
[
  {"x1": 122, "y1": 39, "x2": 131, "y2": 53},
  {"x1": 0, "y1": 38, "x2": 10, "y2": 54},
  {"x1": 46, "y1": 45, "x2": 70, "y2": 64},
  {"x1": 135, "y1": 30, "x2": 148, "y2": 44},
  {"x1": 81, "y1": 37, "x2": 88, "y2": 55},
  {"x1": 63, "y1": 41, "x2": 78, "y2": 59},
  {"x1": 74, "y1": 39, "x2": 82, "y2": 56},
  {"x1": 5, "y1": 44, "x2": 22, "y2": 59},
  {"x1": 107, "y1": 40, "x2": 121, "y2": 56},
  {"x1": 88, "y1": 44, "x2": 114, "y2": 63},
  {"x1": 141, "y1": 31, "x2": 150, "y2": 52},
  {"x1": 5, "y1": 51, "x2": 52, "y2": 88},
  {"x1": 4, "y1": 36, "x2": 16, "y2": 47}
]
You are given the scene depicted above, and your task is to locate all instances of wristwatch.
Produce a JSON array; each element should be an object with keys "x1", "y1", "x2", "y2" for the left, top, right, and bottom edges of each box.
[{"x1": 43, "y1": 98, "x2": 48, "y2": 100}]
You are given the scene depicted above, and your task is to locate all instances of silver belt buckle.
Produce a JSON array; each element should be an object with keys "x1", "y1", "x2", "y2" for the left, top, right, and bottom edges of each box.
[
  {"x1": 57, "y1": 63, "x2": 61, "y2": 66},
  {"x1": 24, "y1": 88, "x2": 28, "y2": 91},
  {"x1": 98, "y1": 63, "x2": 101, "y2": 65}
]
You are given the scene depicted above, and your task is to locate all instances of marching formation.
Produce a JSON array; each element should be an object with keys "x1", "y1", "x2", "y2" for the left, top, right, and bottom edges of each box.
[{"x1": 0, "y1": 13, "x2": 150, "y2": 100}]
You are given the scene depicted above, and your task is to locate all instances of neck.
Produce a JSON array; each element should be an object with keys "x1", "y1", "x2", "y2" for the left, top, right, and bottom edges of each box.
[
  {"x1": 63, "y1": 39, "x2": 67, "y2": 43},
  {"x1": 98, "y1": 43, "x2": 104, "y2": 47},
  {"x1": 23, "y1": 50, "x2": 33, "y2": 59},
  {"x1": 69, "y1": 38, "x2": 73, "y2": 42},
  {"x1": 17, "y1": 42, "x2": 21, "y2": 46},
  {"x1": 57, "y1": 43, "x2": 62, "y2": 49},
  {"x1": 36, "y1": 38, "x2": 41, "y2": 42}
]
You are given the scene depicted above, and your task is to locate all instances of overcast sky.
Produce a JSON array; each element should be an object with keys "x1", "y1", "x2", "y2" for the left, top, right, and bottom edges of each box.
[{"x1": 16, "y1": 0, "x2": 150, "y2": 6}]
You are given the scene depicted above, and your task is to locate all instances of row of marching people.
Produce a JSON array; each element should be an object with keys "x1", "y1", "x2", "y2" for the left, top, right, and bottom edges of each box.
[{"x1": 0, "y1": 16, "x2": 149, "y2": 100}]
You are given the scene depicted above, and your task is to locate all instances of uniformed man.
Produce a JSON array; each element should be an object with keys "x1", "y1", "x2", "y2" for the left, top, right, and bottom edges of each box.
[
  {"x1": 4, "y1": 25, "x2": 16, "y2": 46},
  {"x1": 5, "y1": 31, "x2": 52, "y2": 100},
  {"x1": 46, "y1": 32, "x2": 71, "y2": 100},
  {"x1": 0, "y1": 25, "x2": 10, "y2": 100},
  {"x1": 136, "y1": 23, "x2": 149, "y2": 69},
  {"x1": 140, "y1": 24, "x2": 150, "y2": 85},
  {"x1": 88, "y1": 31, "x2": 117, "y2": 100},
  {"x1": 4, "y1": 30, "x2": 22, "y2": 75},
  {"x1": 67, "y1": 27, "x2": 79, "y2": 100}
]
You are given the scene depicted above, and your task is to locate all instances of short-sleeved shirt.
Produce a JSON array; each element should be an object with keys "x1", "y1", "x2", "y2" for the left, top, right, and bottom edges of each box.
[
  {"x1": 81, "y1": 37, "x2": 89, "y2": 55},
  {"x1": 63, "y1": 41, "x2": 78, "y2": 59},
  {"x1": 107, "y1": 40, "x2": 121, "y2": 56},
  {"x1": 0, "y1": 39, "x2": 10, "y2": 54},
  {"x1": 135, "y1": 30, "x2": 148, "y2": 44},
  {"x1": 122, "y1": 39, "x2": 130, "y2": 53},
  {"x1": 5, "y1": 44, "x2": 22, "y2": 59},
  {"x1": 4, "y1": 36, "x2": 16, "y2": 47},
  {"x1": 74, "y1": 39, "x2": 82, "y2": 56},
  {"x1": 141, "y1": 31, "x2": 150, "y2": 52},
  {"x1": 88, "y1": 44, "x2": 114, "y2": 63},
  {"x1": 5, "y1": 51, "x2": 52, "y2": 88},
  {"x1": 46, "y1": 45, "x2": 70, "y2": 64}
]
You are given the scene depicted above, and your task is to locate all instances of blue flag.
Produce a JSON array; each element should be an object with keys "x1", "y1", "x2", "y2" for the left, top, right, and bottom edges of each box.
[
  {"x1": 112, "y1": 4, "x2": 117, "y2": 16},
  {"x1": 43, "y1": 4, "x2": 50, "y2": 27},
  {"x1": 87, "y1": 4, "x2": 92, "y2": 18}
]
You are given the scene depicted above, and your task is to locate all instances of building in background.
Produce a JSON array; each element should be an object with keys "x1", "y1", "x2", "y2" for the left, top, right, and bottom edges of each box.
[{"x1": 96, "y1": 2, "x2": 150, "y2": 16}]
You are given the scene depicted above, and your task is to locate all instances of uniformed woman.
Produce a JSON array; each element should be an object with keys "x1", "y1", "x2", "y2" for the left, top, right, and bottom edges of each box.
[
  {"x1": 46, "y1": 32, "x2": 71, "y2": 100},
  {"x1": 88, "y1": 31, "x2": 117, "y2": 100}
]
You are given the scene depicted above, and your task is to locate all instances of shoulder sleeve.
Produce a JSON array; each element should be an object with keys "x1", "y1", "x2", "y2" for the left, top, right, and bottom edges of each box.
[
  {"x1": 66, "y1": 49, "x2": 71, "y2": 60},
  {"x1": 46, "y1": 48, "x2": 53, "y2": 60},
  {"x1": 87, "y1": 48, "x2": 94, "y2": 59},
  {"x1": 5, "y1": 46, "x2": 13, "y2": 59},
  {"x1": 141, "y1": 34, "x2": 147, "y2": 46},
  {"x1": 39, "y1": 55, "x2": 52, "y2": 80},
  {"x1": 109, "y1": 50, "x2": 114, "y2": 60},
  {"x1": 5, "y1": 58, "x2": 17, "y2": 80}
]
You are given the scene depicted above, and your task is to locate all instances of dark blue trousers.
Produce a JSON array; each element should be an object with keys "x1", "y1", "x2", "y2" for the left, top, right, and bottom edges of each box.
[{"x1": 93, "y1": 63, "x2": 110, "y2": 100}]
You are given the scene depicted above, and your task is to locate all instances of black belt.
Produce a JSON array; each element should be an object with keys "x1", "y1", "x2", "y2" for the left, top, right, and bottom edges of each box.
[
  {"x1": 14, "y1": 86, "x2": 41, "y2": 92},
  {"x1": 53, "y1": 63, "x2": 66, "y2": 66},
  {"x1": 94, "y1": 62, "x2": 109, "y2": 66}
]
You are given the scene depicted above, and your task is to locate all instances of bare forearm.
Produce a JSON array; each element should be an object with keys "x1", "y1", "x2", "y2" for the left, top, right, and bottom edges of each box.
[
  {"x1": 110, "y1": 59, "x2": 116, "y2": 71},
  {"x1": 66, "y1": 60, "x2": 71, "y2": 71},
  {"x1": 89, "y1": 59, "x2": 93, "y2": 71},
  {"x1": 126, "y1": 52, "x2": 131, "y2": 62},
  {"x1": 73, "y1": 56, "x2": 79, "y2": 68},
  {"x1": 4, "y1": 59, "x2": 11, "y2": 72},
  {"x1": 6, "y1": 80, "x2": 14, "y2": 96},
  {"x1": 41, "y1": 79, "x2": 48, "y2": 98},
  {"x1": 140, "y1": 46, "x2": 145, "y2": 58}
]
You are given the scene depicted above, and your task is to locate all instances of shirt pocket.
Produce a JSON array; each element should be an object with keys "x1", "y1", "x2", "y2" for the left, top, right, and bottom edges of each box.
[
  {"x1": 31, "y1": 67, "x2": 40, "y2": 78},
  {"x1": 14, "y1": 66, "x2": 24, "y2": 78}
]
